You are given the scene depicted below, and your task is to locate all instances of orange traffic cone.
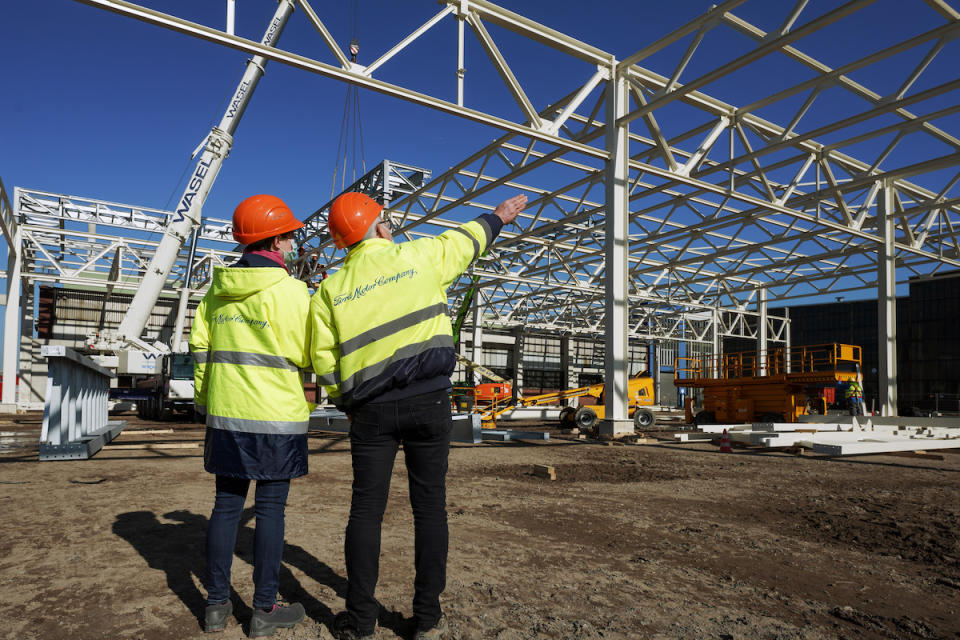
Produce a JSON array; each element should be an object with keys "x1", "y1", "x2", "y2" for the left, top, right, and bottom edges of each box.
[{"x1": 719, "y1": 428, "x2": 733, "y2": 453}]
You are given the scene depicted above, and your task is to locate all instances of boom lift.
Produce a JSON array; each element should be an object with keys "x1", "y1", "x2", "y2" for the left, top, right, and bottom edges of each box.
[
  {"x1": 88, "y1": 1, "x2": 297, "y2": 417},
  {"x1": 674, "y1": 343, "x2": 862, "y2": 424},
  {"x1": 479, "y1": 374, "x2": 656, "y2": 430},
  {"x1": 450, "y1": 288, "x2": 656, "y2": 430}
]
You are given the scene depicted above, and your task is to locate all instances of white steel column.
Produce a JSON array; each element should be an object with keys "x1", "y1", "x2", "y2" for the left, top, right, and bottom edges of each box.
[
  {"x1": 712, "y1": 307, "x2": 721, "y2": 377},
  {"x1": 758, "y1": 287, "x2": 768, "y2": 375},
  {"x1": 600, "y1": 67, "x2": 632, "y2": 437},
  {"x1": 1, "y1": 229, "x2": 21, "y2": 410},
  {"x1": 456, "y1": 1, "x2": 465, "y2": 106},
  {"x1": 471, "y1": 290, "x2": 484, "y2": 385},
  {"x1": 784, "y1": 307, "x2": 792, "y2": 374},
  {"x1": 878, "y1": 181, "x2": 898, "y2": 416},
  {"x1": 226, "y1": 0, "x2": 235, "y2": 35}
]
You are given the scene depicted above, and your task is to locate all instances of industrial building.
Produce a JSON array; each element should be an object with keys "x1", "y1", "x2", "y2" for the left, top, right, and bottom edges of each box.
[{"x1": 1, "y1": 0, "x2": 958, "y2": 437}]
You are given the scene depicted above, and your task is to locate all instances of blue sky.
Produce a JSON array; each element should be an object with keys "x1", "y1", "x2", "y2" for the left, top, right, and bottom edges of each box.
[{"x1": 1, "y1": 0, "x2": 956, "y2": 367}]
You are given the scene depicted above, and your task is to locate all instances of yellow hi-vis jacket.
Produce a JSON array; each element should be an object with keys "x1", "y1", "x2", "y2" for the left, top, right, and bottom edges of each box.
[
  {"x1": 845, "y1": 381, "x2": 863, "y2": 400},
  {"x1": 310, "y1": 215, "x2": 499, "y2": 410},
  {"x1": 190, "y1": 263, "x2": 312, "y2": 479}
]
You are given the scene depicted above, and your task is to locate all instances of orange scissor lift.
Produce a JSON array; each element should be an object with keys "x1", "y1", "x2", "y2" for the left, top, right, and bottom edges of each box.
[{"x1": 674, "y1": 343, "x2": 862, "y2": 425}]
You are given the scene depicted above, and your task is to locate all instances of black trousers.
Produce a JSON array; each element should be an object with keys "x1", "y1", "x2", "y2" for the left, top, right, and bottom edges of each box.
[{"x1": 345, "y1": 389, "x2": 452, "y2": 633}]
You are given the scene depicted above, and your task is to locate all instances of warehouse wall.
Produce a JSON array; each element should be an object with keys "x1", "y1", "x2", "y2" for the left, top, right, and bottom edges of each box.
[
  {"x1": 773, "y1": 270, "x2": 960, "y2": 415},
  {"x1": 16, "y1": 286, "x2": 200, "y2": 408}
]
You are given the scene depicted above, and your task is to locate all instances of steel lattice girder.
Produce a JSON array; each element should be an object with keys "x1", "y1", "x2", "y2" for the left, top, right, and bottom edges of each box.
[
  {"x1": 41, "y1": 0, "x2": 960, "y2": 343},
  {"x1": 14, "y1": 188, "x2": 240, "y2": 294}
]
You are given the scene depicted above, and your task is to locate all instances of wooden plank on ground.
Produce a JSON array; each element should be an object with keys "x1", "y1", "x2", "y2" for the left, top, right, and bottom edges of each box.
[
  {"x1": 107, "y1": 442, "x2": 201, "y2": 450},
  {"x1": 884, "y1": 451, "x2": 945, "y2": 461},
  {"x1": 118, "y1": 429, "x2": 174, "y2": 436},
  {"x1": 533, "y1": 464, "x2": 556, "y2": 480}
]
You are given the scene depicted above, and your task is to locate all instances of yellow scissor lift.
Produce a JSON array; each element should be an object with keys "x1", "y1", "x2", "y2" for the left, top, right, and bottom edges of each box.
[{"x1": 674, "y1": 343, "x2": 862, "y2": 425}]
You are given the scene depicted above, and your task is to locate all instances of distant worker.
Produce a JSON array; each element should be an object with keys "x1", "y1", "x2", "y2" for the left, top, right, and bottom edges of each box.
[
  {"x1": 190, "y1": 194, "x2": 311, "y2": 637},
  {"x1": 845, "y1": 379, "x2": 864, "y2": 416},
  {"x1": 311, "y1": 191, "x2": 528, "y2": 640}
]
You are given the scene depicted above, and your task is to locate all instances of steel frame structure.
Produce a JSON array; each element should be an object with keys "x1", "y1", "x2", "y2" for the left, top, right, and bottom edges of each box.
[{"x1": 2, "y1": 0, "x2": 958, "y2": 424}]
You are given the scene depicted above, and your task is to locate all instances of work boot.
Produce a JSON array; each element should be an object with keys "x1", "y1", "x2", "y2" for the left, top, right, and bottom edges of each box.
[
  {"x1": 204, "y1": 600, "x2": 233, "y2": 633},
  {"x1": 415, "y1": 615, "x2": 448, "y2": 640},
  {"x1": 248, "y1": 602, "x2": 305, "y2": 638},
  {"x1": 333, "y1": 611, "x2": 375, "y2": 639}
]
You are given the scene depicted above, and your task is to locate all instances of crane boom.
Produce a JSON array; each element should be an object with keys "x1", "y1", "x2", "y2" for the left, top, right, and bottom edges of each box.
[{"x1": 111, "y1": 0, "x2": 296, "y2": 348}]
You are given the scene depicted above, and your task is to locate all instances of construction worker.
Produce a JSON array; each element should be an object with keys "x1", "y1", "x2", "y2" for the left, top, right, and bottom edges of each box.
[
  {"x1": 845, "y1": 379, "x2": 864, "y2": 416},
  {"x1": 190, "y1": 194, "x2": 311, "y2": 638},
  {"x1": 311, "y1": 191, "x2": 527, "y2": 640}
]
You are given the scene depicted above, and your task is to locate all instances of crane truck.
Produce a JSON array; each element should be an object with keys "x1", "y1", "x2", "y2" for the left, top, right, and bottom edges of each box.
[{"x1": 88, "y1": 1, "x2": 297, "y2": 418}]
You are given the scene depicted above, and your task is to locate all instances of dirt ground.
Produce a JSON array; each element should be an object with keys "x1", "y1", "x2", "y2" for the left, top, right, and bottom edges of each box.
[{"x1": 1, "y1": 412, "x2": 958, "y2": 640}]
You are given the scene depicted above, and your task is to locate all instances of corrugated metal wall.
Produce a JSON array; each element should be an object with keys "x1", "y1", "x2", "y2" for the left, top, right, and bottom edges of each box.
[{"x1": 37, "y1": 285, "x2": 198, "y2": 348}]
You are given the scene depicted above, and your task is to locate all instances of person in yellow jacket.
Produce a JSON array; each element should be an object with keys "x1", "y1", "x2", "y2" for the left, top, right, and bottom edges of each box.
[
  {"x1": 845, "y1": 379, "x2": 864, "y2": 416},
  {"x1": 190, "y1": 194, "x2": 310, "y2": 637},
  {"x1": 311, "y1": 191, "x2": 527, "y2": 640}
]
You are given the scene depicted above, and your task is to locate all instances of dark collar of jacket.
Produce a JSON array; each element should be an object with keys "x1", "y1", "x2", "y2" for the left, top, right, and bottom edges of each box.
[{"x1": 233, "y1": 252, "x2": 287, "y2": 269}]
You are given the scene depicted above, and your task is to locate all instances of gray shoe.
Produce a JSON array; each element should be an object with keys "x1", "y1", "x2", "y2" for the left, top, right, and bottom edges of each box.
[
  {"x1": 415, "y1": 615, "x2": 448, "y2": 640},
  {"x1": 248, "y1": 602, "x2": 305, "y2": 638},
  {"x1": 204, "y1": 600, "x2": 233, "y2": 633}
]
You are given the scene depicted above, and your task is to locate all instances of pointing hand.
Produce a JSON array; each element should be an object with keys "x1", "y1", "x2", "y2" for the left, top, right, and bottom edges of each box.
[{"x1": 494, "y1": 194, "x2": 527, "y2": 226}]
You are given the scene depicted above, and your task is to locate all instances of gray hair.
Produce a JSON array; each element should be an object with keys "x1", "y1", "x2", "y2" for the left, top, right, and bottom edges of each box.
[{"x1": 346, "y1": 217, "x2": 381, "y2": 250}]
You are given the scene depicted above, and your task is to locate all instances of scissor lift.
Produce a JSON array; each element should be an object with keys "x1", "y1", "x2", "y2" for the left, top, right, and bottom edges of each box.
[{"x1": 675, "y1": 344, "x2": 862, "y2": 424}]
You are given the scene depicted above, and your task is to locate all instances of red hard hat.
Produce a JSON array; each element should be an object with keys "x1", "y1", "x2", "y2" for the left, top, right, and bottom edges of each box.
[
  {"x1": 232, "y1": 194, "x2": 304, "y2": 245},
  {"x1": 328, "y1": 192, "x2": 383, "y2": 249}
]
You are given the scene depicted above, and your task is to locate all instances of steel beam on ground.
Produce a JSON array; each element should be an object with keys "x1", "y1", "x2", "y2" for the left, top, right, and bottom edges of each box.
[
  {"x1": 481, "y1": 429, "x2": 550, "y2": 442},
  {"x1": 813, "y1": 439, "x2": 960, "y2": 456},
  {"x1": 38, "y1": 346, "x2": 124, "y2": 460}
]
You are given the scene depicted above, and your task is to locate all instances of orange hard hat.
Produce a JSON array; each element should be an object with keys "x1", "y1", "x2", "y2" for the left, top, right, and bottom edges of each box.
[
  {"x1": 232, "y1": 194, "x2": 304, "y2": 245},
  {"x1": 328, "y1": 192, "x2": 383, "y2": 249}
]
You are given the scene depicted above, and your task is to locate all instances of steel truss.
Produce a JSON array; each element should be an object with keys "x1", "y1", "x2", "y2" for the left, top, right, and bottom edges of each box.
[
  {"x1": 4, "y1": 0, "x2": 959, "y2": 419},
  {"x1": 12, "y1": 188, "x2": 240, "y2": 295},
  {"x1": 50, "y1": 0, "x2": 960, "y2": 331}
]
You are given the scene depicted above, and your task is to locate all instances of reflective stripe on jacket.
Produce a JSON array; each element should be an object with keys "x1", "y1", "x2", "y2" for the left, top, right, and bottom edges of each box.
[
  {"x1": 190, "y1": 263, "x2": 312, "y2": 479},
  {"x1": 311, "y1": 215, "x2": 499, "y2": 410}
]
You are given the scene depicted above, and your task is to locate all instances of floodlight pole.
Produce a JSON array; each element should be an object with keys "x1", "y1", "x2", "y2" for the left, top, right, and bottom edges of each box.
[{"x1": 600, "y1": 66, "x2": 632, "y2": 437}]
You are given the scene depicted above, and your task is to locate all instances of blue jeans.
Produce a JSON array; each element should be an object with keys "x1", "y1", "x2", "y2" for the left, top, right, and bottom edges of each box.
[
  {"x1": 345, "y1": 389, "x2": 452, "y2": 633},
  {"x1": 206, "y1": 475, "x2": 290, "y2": 609}
]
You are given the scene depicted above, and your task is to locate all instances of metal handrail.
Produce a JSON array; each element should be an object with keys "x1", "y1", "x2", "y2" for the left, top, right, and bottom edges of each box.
[{"x1": 675, "y1": 343, "x2": 861, "y2": 381}]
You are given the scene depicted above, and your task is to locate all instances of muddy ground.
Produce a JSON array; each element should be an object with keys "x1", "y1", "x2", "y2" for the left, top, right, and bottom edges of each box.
[{"x1": 1, "y1": 412, "x2": 958, "y2": 640}]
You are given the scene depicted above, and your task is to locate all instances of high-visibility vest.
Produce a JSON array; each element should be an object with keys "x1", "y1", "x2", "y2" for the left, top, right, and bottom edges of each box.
[
  {"x1": 845, "y1": 382, "x2": 863, "y2": 399},
  {"x1": 190, "y1": 265, "x2": 312, "y2": 479},
  {"x1": 311, "y1": 216, "x2": 496, "y2": 410}
]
